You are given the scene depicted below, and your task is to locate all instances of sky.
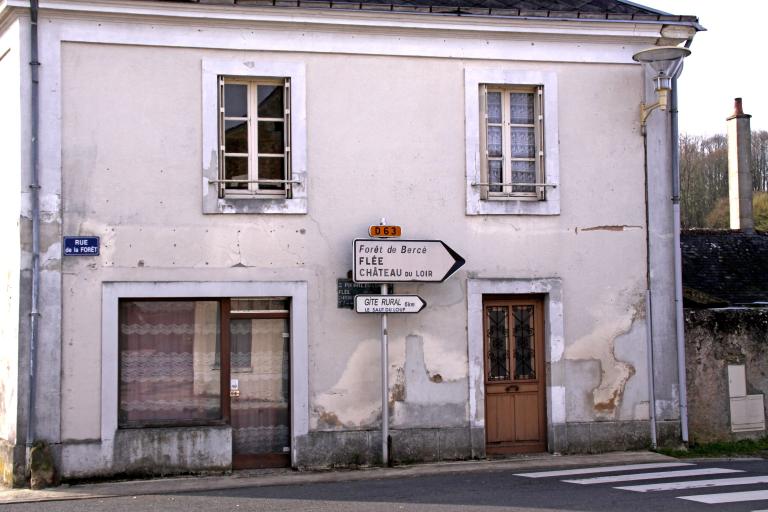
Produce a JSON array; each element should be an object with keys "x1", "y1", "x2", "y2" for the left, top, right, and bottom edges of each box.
[{"x1": 636, "y1": 0, "x2": 767, "y2": 136}]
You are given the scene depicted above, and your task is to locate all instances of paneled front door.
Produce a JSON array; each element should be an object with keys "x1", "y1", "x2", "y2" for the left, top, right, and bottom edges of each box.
[
  {"x1": 483, "y1": 296, "x2": 546, "y2": 454},
  {"x1": 224, "y1": 298, "x2": 291, "y2": 469}
]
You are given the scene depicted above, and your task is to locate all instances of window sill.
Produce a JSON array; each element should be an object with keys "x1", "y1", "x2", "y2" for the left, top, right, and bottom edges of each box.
[
  {"x1": 204, "y1": 195, "x2": 307, "y2": 215},
  {"x1": 118, "y1": 420, "x2": 228, "y2": 430},
  {"x1": 487, "y1": 196, "x2": 540, "y2": 202},
  {"x1": 468, "y1": 198, "x2": 560, "y2": 216}
]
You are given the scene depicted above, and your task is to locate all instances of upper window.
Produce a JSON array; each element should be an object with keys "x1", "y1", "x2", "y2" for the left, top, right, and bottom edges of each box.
[
  {"x1": 464, "y1": 68, "x2": 559, "y2": 216},
  {"x1": 202, "y1": 60, "x2": 307, "y2": 214},
  {"x1": 481, "y1": 85, "x2": 544, "y2": 201},
  {"x1": 219, "y1": 78, "x2": 293, "y2": 198}
]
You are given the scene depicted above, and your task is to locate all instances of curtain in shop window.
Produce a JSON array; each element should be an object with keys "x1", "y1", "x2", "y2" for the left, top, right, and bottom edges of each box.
[
  {"x1": 230, "y1": 318, "x2": 290, "y2": 454},
  {"x1": 119, "y1": 300, "x2": 221, "y2": 426}
]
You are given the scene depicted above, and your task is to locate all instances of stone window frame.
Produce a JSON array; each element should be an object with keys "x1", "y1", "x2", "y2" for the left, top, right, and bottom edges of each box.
[
  {"x1": 202, "y1": 59, "x2": 307, "y2": 214},
  {"x1": 101, "y1": 281, "x2": 309, "y2": 466},
  {"x1": 465, "y1": 68, "x2": 560, "y2": 215}
]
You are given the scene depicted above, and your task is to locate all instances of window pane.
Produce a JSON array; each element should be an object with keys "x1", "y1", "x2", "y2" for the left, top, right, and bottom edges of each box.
[
  {"x1": 510, "y1": 126, "x2": 536, "y2": 159},
  {"x1": 258, "y1": 121, "x2": 284, "y2": 154},
  {"x1": 119, "y1": 301, "x2": 221, "y2": 426},
  {"x1": 513, "y1": 306, "x2": 536, "y2": 380},
  {"x1": 510, "y1": 92, "x2": 534, "y2": 124},
  {"x1": 224, "y1": 84, "x2": 248, "y2": 118},
  {"x1": 489, "y1": 160, "x2": 502, "y2": 193},
  {"x1": 487, "y1": 126, "x2": 502, "y2": 157},
  {"x1": 511, "y1": 160, "x2": 536, "y2": 193},
  {"x1": 258, "y1": 157, "x2": 285, "y2": 190},
  {"x1": 487, "y1": 91, "x2": 502, "y2": 124},
  {"x1": 232, "y1": 298, "x2": 290, "y2": 313},
  {"x1": 230, "y1": 319, "x2": 254, "y2": 369},
  {"x1": 225, "y1": 120, "x2": 248, "y2": 154},
  {"x1": 257, "y1": 85, "x2": 284, "y2": 118},
  {"x1": 487, "y1": 306, "x2": 510, "y2": 381},
  {"x1": 224, "y1": 156, "x2": 249, "y2": 190}
]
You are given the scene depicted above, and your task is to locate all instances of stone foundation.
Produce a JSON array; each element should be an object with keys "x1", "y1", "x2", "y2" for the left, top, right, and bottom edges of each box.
[
  {"x1": 0, "y1": 440, "x2": 26, "y2": 487},
  {"x1": 552, "y1": 420, "x2": 679, "y2": 454},
  {"x1": 295, "y1": 427, "x2": 484, "y2": 468}
]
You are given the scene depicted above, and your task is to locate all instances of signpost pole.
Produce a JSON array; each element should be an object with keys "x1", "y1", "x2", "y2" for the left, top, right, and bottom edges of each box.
[
  {"x1": 380, "y1": 282, "x2": 389, "y2": 466},
  {"x1": 377, "y1": 217, "x2": 390, "y2": 467},
  {"x1": 355, "y1": 218, "x2": 464, "y2": 467}
]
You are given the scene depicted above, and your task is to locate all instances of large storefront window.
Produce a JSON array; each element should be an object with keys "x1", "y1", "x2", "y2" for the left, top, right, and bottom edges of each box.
[
  {"x1": 119, "y1": 300, "x2": 222, "y2": 427},
  {"x1": 117, "y1": 296, "x2": 293, "y2": 468}
]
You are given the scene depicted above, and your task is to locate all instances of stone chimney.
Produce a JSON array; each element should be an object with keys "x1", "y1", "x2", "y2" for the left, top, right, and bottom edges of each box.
[{"x1": 726, "y1": 98, "x2": 754, "y2": 233}]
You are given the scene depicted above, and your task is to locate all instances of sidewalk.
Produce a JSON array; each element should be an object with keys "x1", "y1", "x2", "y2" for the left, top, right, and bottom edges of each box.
[{"x1": 0, "y1": 451, "x2": 675, "y2": 505}]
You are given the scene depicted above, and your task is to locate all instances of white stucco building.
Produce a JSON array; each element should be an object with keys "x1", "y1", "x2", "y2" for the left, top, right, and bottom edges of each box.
[{"x1": 0, "y1": 0, "x2": 700, "y2": 486}]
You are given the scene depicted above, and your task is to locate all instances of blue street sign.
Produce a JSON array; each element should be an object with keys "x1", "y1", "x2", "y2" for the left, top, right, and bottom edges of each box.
[{"x1": 63, "y1": 236, "x2": 100, "y2": 256}]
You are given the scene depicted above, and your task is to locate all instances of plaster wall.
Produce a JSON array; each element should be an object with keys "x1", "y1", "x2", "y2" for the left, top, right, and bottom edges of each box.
[
  {"x1": 0, "y1": 16, "x2": 32, "y2": 487},
  {"x1": 0, "y1": 17, "x2": 22, "y2": 448},
  {"x1": 59, "y1": 39, "x2": 655, "y2": 450}
]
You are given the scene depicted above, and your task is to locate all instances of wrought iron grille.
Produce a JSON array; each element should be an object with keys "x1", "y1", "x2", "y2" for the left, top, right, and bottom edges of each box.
[
  {"x1": 512, "y1": 305, "x2": 535, "y2": 380},
  {"x1": 487, "y1": 306, "x2": 510, "y2": 381}
]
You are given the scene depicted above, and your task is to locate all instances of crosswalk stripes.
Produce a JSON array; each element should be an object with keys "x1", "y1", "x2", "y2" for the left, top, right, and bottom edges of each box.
[
  {"x1": 679, "y1": 490, "x2": 768, "y2": 504},
  {"x1": 562, "y1": 467, "x2": 743, "y2": 485},
  {"x1": 513, "y1": 462, "x2": 693, "y2": 478},
  {"x1": 615, "y1": 475, "x2": 768, "y2": 492},
  {"x1": 514, "y1": 461, "x2": 768, "y2": 507}
]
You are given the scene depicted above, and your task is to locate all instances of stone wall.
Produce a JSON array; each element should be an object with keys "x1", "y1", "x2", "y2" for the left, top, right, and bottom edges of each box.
[{"x1": 685, "y1": 308, "x2": 768, "y2": 443}]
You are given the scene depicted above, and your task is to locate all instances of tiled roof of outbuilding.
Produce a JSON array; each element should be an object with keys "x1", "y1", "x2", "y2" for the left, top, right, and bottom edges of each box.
[
  {"x1": 681, "y1": 230, "x2": 768, "y2": 307},
  {"x1": 164, "y1": 0, "x2": 699, "y2": 23}
]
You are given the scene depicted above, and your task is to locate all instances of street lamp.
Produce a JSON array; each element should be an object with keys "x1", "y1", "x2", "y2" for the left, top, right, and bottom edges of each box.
[
  {"x1": 632, "y1": 46, "x2": 691, "y2": 130},
  {"x1": 632, "y1": 44, "x2": 693, "y2": 449}
]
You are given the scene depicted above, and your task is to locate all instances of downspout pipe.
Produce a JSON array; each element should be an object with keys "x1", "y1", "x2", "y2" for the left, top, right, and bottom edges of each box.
[
  {"x1": 671, "y1": 39, "x2": 693, "y2": 445},
  {"x1": 642, "y1": 131, "x2": 657, "y2": 450},
  {"x1": 27, "y1": 0, "x2": 41, "y2": 448}
]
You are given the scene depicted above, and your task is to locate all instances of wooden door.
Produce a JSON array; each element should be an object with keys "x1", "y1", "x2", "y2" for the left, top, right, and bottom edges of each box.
[{"x1": 483, "y1": 297, "x2": 546, "y2": 454}]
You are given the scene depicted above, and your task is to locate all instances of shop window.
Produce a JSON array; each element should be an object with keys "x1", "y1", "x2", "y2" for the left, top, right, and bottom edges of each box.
[
  {"x1": 118, "y1": 300, "x2": 222, "y2": 427},
  {"x1": 118, "y1": 295, "x2": 292, "y2": 455}
]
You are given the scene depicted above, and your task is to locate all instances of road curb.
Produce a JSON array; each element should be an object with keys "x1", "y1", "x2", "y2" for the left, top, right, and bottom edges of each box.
[{"x1": 0, "y1": 451, "x2": 675, "y2": 504}]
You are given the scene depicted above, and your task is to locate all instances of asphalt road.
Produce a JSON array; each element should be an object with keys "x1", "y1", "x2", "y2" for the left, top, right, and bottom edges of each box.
[{"x1": 5, "y1": 459, "x2": 768, "y2": 512}]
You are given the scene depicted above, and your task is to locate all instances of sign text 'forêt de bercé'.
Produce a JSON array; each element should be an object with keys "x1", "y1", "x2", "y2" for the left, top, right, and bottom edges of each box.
[{"x1": 353, "y1": 239, "x2": 465, "y2": 283}]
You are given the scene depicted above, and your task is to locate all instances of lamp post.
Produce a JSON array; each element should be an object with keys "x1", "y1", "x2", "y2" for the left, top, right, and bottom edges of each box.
[
  {"x1": 632, "y1": 45, "x2": 691, "y2": 448},
  {"x1": 633, "y1": 46, "x2": 691, "y2": 134}
]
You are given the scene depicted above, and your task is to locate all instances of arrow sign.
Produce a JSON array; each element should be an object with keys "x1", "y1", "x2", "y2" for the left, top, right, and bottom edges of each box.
[
  {"x1": 355, "y1": 294, "x2": 426, "y2": 314},
  {"x1": 353, "y1": 239, "x2": 465, "y2": 283}
]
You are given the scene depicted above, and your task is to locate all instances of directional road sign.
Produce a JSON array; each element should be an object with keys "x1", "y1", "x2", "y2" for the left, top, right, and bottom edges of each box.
[
  {"x1": 355, "y1": 294, "x2": 426, "y2": 314},
  {"x1": 353, "y1": 239, "x2": 465, "y2": 283}
]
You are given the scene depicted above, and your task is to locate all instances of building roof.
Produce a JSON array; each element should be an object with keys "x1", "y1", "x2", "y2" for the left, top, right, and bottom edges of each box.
[
  {"x1": 681, "y1": 230, "x2": 768, "y2": 307},
  {"x1": 164, "y1": 0, "x2": 699, "y2": 23}
]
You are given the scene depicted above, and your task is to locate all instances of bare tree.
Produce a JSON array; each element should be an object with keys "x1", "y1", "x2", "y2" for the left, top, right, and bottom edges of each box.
[{"x1": 679, "y1": 130, "x2": 768, "y2": 229}]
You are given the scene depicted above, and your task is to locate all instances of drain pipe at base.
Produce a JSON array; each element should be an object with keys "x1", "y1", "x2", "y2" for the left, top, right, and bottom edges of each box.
[{"x1": 27, "y1": 0, "x2": 41, "y2": 450}]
